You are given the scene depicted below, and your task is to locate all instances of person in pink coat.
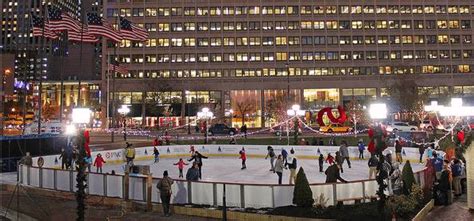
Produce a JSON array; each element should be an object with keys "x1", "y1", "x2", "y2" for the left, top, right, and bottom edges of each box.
[
  {"x1": 93, "y1": 153, "x2": 106, "y2": 173},
  {"x1": 173, "y1": 158, "x2": 189, "y2": 178}
]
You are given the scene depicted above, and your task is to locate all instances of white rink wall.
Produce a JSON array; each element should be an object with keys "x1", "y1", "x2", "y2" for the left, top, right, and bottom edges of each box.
[{"x1": 21, "y1": 145, "x2": 431, "y2": 209}]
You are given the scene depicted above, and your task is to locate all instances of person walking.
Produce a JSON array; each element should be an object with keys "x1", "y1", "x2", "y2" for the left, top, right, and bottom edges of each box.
[
  {"x1": 174, "y1": 158, "x2": 189, "y2": 178},
  {"x1": 153, "y1": 146, "x2": 160, "y2": 163},
  {"x1": 318, "y1": 154, "x2": 324, "y2": 172},
  {"x1": 357, "y1": 139, "x2": 365, "y2": 159},
  {"x1": 395, "y1": 140, "x2": 403, "y2": 163},
  {"x1": 240, "y1": 124, "x2": 247, "y2": 139},
  {"x1": 186, "y1": 162, "x2": 200, "y2": 181},
  {"x1": 335, "y1": 151, "x2": 344, "y2": 173},
  {"x1": 451, "y1": 159, "x2": 462, "y2": 197},
  {"x1": 286, "y1": 149, "x2": 297, "y2": 185},
  {"x1": 188, "y1": 151, "x2": 208, "y2": 179},
  {"x1": 325, "y1": 153, "x2": 334, "y2": 165},
  {"x1": 265, "y1": 146, "x2": 276, "y2": 172},
  {"x1": 339, "y1": 140, "x2": 351, "y2": 169},
  {"x1": 59, "y1": 148, "x2": 68, "y2": 170},
  {"x1": 156, "y1": 170, "x2": 174, "y2": 217},
  {"x1": 239, "y1": 147, "x2": 247, "y2": 169},
  {"x1": 274, "y1": 155, "x2": 285, "y2": 184},
  {"x1": 368, "y1": 154, "x2": 379, "y2": 179},
  {"x1": 93, "y1": 153, "x2": 106, "y2": 173},
  {"x1": 325, "y1": 164, "x2": 348, "y2": 183}
]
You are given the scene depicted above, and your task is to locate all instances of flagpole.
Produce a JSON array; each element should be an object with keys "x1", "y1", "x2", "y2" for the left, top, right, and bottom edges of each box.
[
  {"x1": 38, "y1": 6, "x2": 47, "y2": 135},
  {"x1": 59, "y1": 32, "x2": 65, "y2": 123},
  {"x1": 77, "y1": 6, "x2": 84, "y2": 107},
  {"x1": 111, "y1": 44, "x2": 116, "y2": 143},
  {"x1": 106, "y1": 50, "x2": 110, "y2": 130}
]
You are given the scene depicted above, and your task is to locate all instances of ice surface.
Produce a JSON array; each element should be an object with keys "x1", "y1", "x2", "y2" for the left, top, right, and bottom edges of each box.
[{"x1": 98, "y1": 157, "x2": 425, "y2": 184}]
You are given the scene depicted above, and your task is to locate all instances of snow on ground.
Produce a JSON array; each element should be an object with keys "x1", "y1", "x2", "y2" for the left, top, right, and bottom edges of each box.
[{"x1": 98, "y1": 157, "x2": 426, "y2": 184}]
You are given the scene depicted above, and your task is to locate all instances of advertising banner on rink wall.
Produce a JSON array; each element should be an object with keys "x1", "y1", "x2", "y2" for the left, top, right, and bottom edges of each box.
[{"x1": 33, "y1": 144, "x2": 431, "y2": 169}]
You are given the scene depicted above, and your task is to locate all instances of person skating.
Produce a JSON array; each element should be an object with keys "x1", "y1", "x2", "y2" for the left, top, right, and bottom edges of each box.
[
  {"x1": 339, "y1": 140, "x2": 351, "y2": 168},
  {"x1": 188, "y1": 151, "x2": 208, "y2": 179},
  {"x1": 125, "y1": 142, "x2": 135, "y2": 165},
  {"x1": 368, "y1": 154, "x2": 379, "y2": 179},
  {"x1": 318, "y1": 154, "x2": 324, "y2": 172},
  {"x1": 93, "y1": 153, "x2": 106, "y2": 173},
  {"x1": 186, "y1": 162, "x2": 200, "y2": 181},
  {"x1": 153, "y1": 146, "x2": 160, "y2": 163},
  {"x1": 156, "y1": 170, "x2": 174, "y2": 217},
  {"x1": 325, "y1": 164, "x2": 348, "y2": 183},
  {"x1": 265, "y1": 146, "x2": 276, "y2": 172},
  {"x1": 418, "y1": 144, "x2": 426, "y2": 163},
  {"x1": 239, "y1": 147, "x2": 247, "y2": 169},
  {"x1": 59, "y1": 148, "x2": 69, "y2": 169},
  {"x1": 285, "y1": 149, "x2": 297, "y2": 185},
  {"x1": 325, "y1": 153, "x2": 334, "y2": 165},
  {"x1": 274, "y1": 155, "x2": 285, "y2": 184},
  {"x1": 174, "y1": 158, "x2": 189, "y2": 178},
  {"x1": 85, "y1": 155, "x2": 92, "y2": 172},
  {"x1": 395, "y1": 140, "x2": 403, "y2": 163},
  {"x1": 281, "y1": 148, "x2": 288, "y2": 163},
  {"x1": 335, "y1": 151, "x2": 344, "y2": 173},
  {"x1": 357, "y1": 139, "x2": 365, "y2": 159}
]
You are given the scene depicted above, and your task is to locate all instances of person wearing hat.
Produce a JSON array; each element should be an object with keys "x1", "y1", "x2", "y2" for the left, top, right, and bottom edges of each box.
[
  {"x1": 157, "y1": 170, "x2": 174, "y2": 217},
  {"x1": 93, "y1": 153, "x2": 107, "y2": 173}
]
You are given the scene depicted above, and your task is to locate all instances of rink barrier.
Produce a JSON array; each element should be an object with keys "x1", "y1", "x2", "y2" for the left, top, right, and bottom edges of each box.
[{"x1": 18, "y1": 164, "x2": 428, "y2": 209}]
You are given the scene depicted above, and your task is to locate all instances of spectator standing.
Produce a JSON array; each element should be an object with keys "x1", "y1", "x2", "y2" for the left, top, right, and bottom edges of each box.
[
  {"x1": 451, "y1": 159, "x2": 462, "y2": 196},
  {"x1": 156, "y1": 171, "x2": 174, "y2": 217},
  {"x1": 19, "y1": 152, "x2": 33, "y2": 167}
]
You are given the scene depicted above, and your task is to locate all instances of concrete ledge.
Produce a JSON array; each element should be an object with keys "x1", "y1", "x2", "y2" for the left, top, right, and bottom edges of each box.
[
  {"x1": 2, "y1": 184, "x2": 330, "y2": 221},
  {"x1": 412, "y1": 199, "x2": 434, "y2": 221}
]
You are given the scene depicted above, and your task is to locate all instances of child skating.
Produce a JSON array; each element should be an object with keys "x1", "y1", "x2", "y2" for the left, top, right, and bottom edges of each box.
[
  {"x1": 325, "y1": 153, "x2": 335, "y2": 165},
  {"x1": 239, "y1": 147, "x2": 247, "y2": 169},
  {"x1": 173, "y1": 158, "x2": 189, "y2": 178}
]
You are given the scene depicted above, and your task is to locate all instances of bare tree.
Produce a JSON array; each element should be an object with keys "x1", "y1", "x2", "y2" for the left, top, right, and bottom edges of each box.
[
  {"x1": 265, "y1": 92, "x2": 287, "y2": 125},
  {"x1": 345, "y1": 98, "x2": 370, "y2": 127},
  {"x1": 386, "y1": 79, "x2": 431, "y2": 122},
  {"x1": 235, "y1": 99, "x2": 255, "y2": 126}
]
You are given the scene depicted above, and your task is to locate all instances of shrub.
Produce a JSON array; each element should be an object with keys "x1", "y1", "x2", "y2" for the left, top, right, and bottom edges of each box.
[
  {"x1": 401, "y1": 160, "x2": 416, "y2": 195},
  {"x1": 293, "y1": 167, "x2": 314, "y2": 207},
  {"x1": 386, "y1": 184, "x2": 426, "y2": 219}
]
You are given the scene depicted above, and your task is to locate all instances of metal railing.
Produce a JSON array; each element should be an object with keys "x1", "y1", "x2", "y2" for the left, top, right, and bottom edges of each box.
[{"x1": 18, "y1": 164, "x2": 428, "y2": 209}]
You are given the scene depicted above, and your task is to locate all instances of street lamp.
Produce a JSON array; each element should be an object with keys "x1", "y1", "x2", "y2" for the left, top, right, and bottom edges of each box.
[
  {"x1": 287, "y1": 104, "x2": 305, "y2": 145},
  {"x1": 185, "y1": 90, "x2": 191, "y2": 134},
  {"x1": 197, "y1": 107, "x2": 213, "y2": 144},
  {"x1": 72, "y1": 108, "x2": 92, "y2": 125},
  {"x1": 118, "y1": 104, "x2": 130, "y2": 127},
  {"x1": 369, "y1": 103, "x2": 388, "y2": 120}
]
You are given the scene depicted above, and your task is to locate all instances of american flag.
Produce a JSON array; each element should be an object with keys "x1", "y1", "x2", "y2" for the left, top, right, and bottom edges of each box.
[
  {"x1": 87, "y1": 13, "x2": 122, "y2": 42},
  {"x1": 119, "y1": 17, "x2": 148, "y2": 41},
  {"x1": 31, "y1": 14, "x2": 58, "y2": 39},
  {"x1": 67, "y1": 18, "x2": 98, "y2": 43},
  {"x1": 47, "y1": 5, "x2": 81, "y2": 32},
  {"x1": 108, "y1": 61, "x2": 128, "y2": 75}
]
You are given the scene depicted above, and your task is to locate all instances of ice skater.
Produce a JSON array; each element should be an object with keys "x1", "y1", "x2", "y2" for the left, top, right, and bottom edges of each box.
[
  {"x1": 188, "y1": 151, "x2": 208, "y2": 179},
  {"x1": 325, "y1": 153, "x2": 334, "y2": 165},
  {"x1": 189, "y1": 145, "x2": 195, "y2": 155},
  {"x1": 93, "y1": 153, "x2": 106, "y2": 173},
  {"x1": 173, "y1": 158, "x2": 189, "y2": 178},
  {"x1": 274, "y1": 155, "x2": 285, "y2": 184},
  {"x1": 286, "y1": 149, "x2": 297, "y2": 185},
  {"x1": 153, "y1": 146, "x2": 160, "y2": 163},
  {"x1": 335, "y1": 151, "x2": 344, "y2": 173},
  {"x1": 239, "y1": 147, "x2": 247, "y2": 169},
  {"x1": 265, "y1": 146, "x2": 276, "y2": 172},
  {"x1": 339, "y1": 140, "x2": 351, "y2": 169},
  {"x1": 281, "y1": 148, "x2": 288, "y2": 163},
  {"x1": 318, "y1": 154, "x2": 324, "y2": 172},
  {"x1": 358, "y1": 139, "x2": 365, "y2": 159}
]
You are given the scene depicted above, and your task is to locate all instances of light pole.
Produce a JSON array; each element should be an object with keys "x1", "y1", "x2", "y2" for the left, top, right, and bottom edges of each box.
[
  {"x1": 197, "y1": 107, "x2": 213, "y2": 144},
  {"x1": 287, "y1": 104, "x2": 305, "y2": 145},
  {"x1": 118, "y1": 105, "x2": 130, "y2": 141},
  {"x1": 185, "y1": 91, "x2": 191, "y2": 134}
]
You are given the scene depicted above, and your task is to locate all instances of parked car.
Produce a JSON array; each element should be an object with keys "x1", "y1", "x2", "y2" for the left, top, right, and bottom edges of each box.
[
  {"x1": 208, "y1": 124, "x2": 237, "y2": 135},
  {"x1": 419, "y1": 120, "x2": 435, "y2": 131},
  {"x1": 319, "y1": 123, "x2": 352, "y2": 133},
  {"x1": 385, "y1": 122, "x2": 418, "y2": 132}
]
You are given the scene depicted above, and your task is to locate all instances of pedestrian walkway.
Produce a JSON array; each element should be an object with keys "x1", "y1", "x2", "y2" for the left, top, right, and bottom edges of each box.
[
  {"x1": 424, "y1": 194, "x2": 473, "y2": 221},
  {"x1": 0, "y1": 185, "x2": 218, "y2": 221}
]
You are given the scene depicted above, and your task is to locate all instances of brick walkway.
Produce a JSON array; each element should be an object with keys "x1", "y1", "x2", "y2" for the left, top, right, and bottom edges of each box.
[
  {"x1": 424, "y1": 194, "x2": 474, "y2": 221},
  {"x1": 0, "y1": 185, "x2": 218, "y2": 221}
]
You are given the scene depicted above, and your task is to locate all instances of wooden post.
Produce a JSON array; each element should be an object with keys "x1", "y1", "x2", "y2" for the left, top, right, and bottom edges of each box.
[
  {"x1": 124, "y1": 171, "x2": 130, "y2": 201},
  {"x1": 146, "y1": 173, "x2": 153, "y2": 211}
]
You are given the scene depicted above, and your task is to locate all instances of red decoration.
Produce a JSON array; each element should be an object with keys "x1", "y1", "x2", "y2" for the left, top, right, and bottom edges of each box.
[
  {"x1": 316, "y1": 105, "x2": 347, "y2": 126},
  {"x1": 368, "y1": 140, "x2": 376, "y2": 154},
  {"x1": 457, "y1": 130, "x2": 465, "y2": 143},
  {"x1": 83, "y1": 130, "x2": 91, "y2": 157},
  {"x1": 368, "y1": 128, "x2": 374, "y2": 138}
]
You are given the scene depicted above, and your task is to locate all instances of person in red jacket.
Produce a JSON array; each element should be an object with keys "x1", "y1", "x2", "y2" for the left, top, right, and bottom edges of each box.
[
  {"x1": 93, "y1": 153, "x2": 106, "y2": 173},
  {"x1": 239, "y1": 147, "x2": 247, "y2": 170},
  {"x1": 173, "y1": 158, "x2": 189, "y2": 178},
  {"x1": 325, "y1": 153, "x2": 335, "y2": 165}
]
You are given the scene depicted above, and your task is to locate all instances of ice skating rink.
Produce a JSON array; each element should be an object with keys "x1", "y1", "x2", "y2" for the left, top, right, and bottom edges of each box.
[{"x1": 99, "y1": 157, "x2": 425, "y2": 184}]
